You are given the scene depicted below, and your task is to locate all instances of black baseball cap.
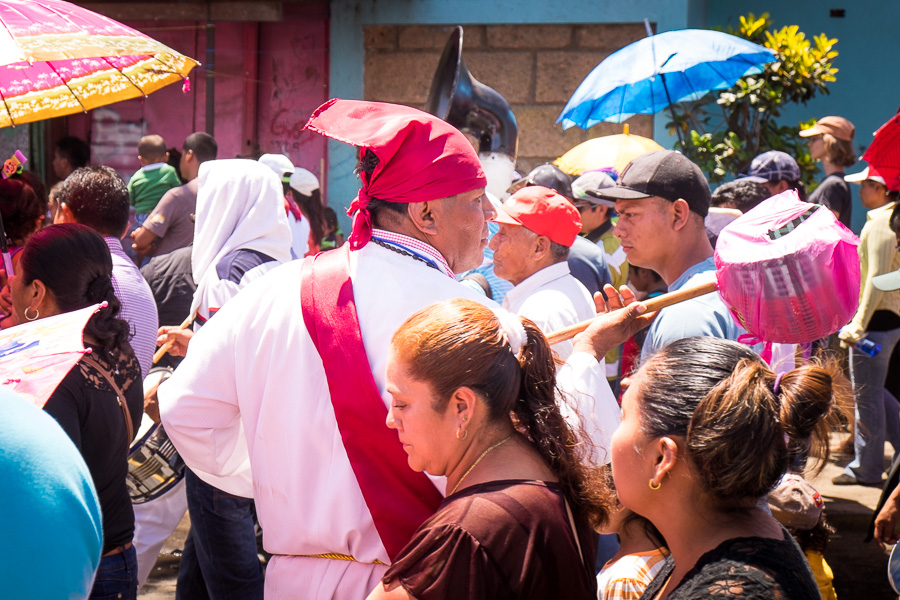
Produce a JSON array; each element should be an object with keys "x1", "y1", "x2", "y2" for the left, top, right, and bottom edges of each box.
[
  {"x1": 508, "y1": 163, "x2": 574, "y2": 199},
  {"x1": 587, "y1": 150, "x2": 711, "y2": 217}
]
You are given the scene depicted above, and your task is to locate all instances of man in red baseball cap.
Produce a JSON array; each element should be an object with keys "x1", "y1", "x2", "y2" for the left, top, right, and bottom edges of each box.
[{"x1": 490, "y1": 185, "x2": 596, "y2": 359}]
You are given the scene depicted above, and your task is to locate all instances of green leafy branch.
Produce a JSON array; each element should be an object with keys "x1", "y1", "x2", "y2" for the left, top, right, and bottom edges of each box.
[{"x1": 668, "y1": 13, "x2": 839, "y2": 186}]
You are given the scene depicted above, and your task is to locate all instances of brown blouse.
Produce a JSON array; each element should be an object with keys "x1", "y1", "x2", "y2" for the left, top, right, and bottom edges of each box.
[{"x1": 383, "y1": 479, "x2": 597, "y2": 600}]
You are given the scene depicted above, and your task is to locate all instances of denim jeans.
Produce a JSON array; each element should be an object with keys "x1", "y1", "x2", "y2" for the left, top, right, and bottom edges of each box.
[
  {"x1": 90, "y1": 543, "x2": 138, "y2": 600},
  {"x1": 845, "y1": 327, "x2": 900, "y2": 483},
  {"x1": 176, "y1": 469, "x2": 264, "y2": 600}
]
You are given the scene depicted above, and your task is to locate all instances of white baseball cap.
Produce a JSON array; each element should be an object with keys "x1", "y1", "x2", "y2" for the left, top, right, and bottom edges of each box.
[
  {"x1": 289, "y1": 168, "x2": 320, "y2": 196},
  {"x1": 258, "y1": 153, "x2": 294, "y2": 181}
]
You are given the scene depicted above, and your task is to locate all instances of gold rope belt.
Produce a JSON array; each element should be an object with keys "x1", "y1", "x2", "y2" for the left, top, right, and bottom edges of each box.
[{"x1": 300, "y1": 552, "x2": 386, "y2": 565}]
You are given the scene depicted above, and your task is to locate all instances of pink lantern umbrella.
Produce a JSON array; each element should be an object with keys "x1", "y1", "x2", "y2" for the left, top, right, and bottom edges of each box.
[{"x1": 0, "y1": 0, "x2": 199, "y2": 127}]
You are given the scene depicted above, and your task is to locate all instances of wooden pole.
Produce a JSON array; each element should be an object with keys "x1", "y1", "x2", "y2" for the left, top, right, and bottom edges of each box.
[
  {"x1": 152, "y1": 312, "x2": 195, "y2": 364},
  {"x1": 545, "y1": 280, "x2": 718, "y2": 346}
]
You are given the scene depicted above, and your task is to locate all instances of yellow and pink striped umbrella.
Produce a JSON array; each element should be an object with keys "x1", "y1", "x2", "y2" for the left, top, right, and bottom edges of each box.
[{"x1": 0, "y1": 0, "x2": 199, "y2": 127}]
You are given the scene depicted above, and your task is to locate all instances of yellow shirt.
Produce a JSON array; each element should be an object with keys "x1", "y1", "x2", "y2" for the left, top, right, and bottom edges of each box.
[{"x1": 804, "y1": 549, "x2": 837, "y2": 600}]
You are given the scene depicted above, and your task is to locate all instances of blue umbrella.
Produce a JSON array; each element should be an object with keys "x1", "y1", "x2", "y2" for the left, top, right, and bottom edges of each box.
[{"x1": 557, "y1": 29, "x2": 776, "y2": 144}]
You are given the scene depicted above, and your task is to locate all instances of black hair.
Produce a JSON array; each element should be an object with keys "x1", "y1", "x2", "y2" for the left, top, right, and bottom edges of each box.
[
  {"x1": 788, "y1": 512, "x2": 834, "y2": 554},
  {"x1": 183, "y1": 132, "x2": 218, "y2": 164},
  {"x1": 166, "y1": 147, "x2": 184, "y2": 182},
  {"x1": 55, "y1": 165, "x2": 130, "y2": 238},
  {"x1": 54, "y1": 136, "x2": 90, "y2": 169},
  {"x1": 294, "y1": 188, "x2": 326, "y2": 245},
  {"x1": 355, "y1": 150, "x2": 405, "y2": 221},
  {"x1": 890, "y1": 202, "x2": 900, "y2": 235},
  {"x1": 323, "y1": 205, "x2": 339, "y2": 231},
  {"x1": 549, "y1": 240, "x2": 570, "y2": 262},
  {"x1": 786, "y1": 180, "x2": 809, "y2": 202},
  {"x1": 18, "y1": 223, "x2": 132, "y2": 357},
  {"x1": 711, "y1": 179, "x2": 769, "y2": 213}
]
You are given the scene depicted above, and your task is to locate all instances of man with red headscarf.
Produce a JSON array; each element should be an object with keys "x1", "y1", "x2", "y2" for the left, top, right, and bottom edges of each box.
[{"x1": 159, "y1": 99, "x2": 642, "y2": 599}]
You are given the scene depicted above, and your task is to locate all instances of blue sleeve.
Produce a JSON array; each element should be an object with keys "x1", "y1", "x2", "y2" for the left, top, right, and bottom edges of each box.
[
  {"x1": 568, "y1": 254, "x2": 612, "y2": 298},
  {"x1": 641, "y1": 294, "x2": 743, "y2": 360}
]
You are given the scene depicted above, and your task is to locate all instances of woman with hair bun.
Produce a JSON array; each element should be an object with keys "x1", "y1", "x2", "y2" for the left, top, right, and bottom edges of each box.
[
  {"x1": 9, "y1": 223, "x2": 142, "y2": 600},
  {"x1": 612, "y1": 336, "x2": 846, "y2": 600},
  {"x1": 368, "y1": 298, "x2": 613, "y2": 600}
]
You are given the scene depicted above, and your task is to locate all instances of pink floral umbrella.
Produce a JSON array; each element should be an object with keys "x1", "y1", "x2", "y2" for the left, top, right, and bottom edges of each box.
[{"x1": 0, "y1": 0, "x2": 199, "y2": 127}]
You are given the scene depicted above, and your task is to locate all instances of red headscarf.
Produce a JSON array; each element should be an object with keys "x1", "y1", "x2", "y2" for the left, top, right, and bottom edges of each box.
[{"x1": 304, "y1": 99, "x2": 487, "y2": 249}]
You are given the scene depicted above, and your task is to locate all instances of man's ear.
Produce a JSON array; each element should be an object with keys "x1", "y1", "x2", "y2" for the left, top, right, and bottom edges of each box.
[
  {"x1": 407, "y1": 200, "x2": 438, "y2": 236},
  {"x1": 57, "y1": 203, "x2": 76, "y2": 224},
  {"x1": 670, "y1": 199, "x2": 692, "y2": 231},
  {"x1": 533, "y1": 234, "x2": 552, "y2": 261}
]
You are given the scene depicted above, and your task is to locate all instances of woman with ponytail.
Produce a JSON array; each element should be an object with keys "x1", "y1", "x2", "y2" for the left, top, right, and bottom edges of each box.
[
  {"x1": 611, "y1": 336, "x2": 849, "y2": 600},
  {"x1": 9, "y1": 223, "x2": 142, "y2": 599},
  {"x1": 368, "y1": 298, "x2": 613, "y2": 600}
]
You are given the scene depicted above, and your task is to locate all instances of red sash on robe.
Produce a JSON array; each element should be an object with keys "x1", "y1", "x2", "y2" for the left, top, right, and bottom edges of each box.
[{"x1": 299, "y1": 244, "x2": 443, "y2": 560}]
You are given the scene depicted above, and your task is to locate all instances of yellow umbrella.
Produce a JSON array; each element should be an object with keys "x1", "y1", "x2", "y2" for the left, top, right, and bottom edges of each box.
[{"x1": 553, "y1": 124, "x2": 663, "y2": 177}]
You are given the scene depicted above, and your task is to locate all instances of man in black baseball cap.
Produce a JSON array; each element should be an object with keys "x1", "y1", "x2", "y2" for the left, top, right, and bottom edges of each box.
[{"x1": 589, "y1": 150, "x2": 751, "y2": 360}]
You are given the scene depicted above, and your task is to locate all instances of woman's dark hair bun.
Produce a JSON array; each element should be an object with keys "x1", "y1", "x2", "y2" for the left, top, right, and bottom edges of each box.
[{"x1": 87, "y1": 274, "x2": 113, "y2": 304}]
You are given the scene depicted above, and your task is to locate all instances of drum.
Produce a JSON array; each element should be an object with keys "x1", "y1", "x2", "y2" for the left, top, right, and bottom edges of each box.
[
  {"x1": 127, "y1": 366, "x2": 185, "y2": 504},
  {"x1": 890, "y1": 543, "x2": 900, "y2": 595}
]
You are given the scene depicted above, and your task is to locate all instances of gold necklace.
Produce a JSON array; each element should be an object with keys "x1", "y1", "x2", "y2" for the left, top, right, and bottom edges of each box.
[{"x1": 450, "y1": 434, "x2": 513, "y2": 495}]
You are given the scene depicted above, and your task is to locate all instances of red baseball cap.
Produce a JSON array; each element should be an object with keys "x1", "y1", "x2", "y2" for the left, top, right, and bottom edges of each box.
[{"x1": 491, "y1": 186, "x2": 582, "y2": 247}]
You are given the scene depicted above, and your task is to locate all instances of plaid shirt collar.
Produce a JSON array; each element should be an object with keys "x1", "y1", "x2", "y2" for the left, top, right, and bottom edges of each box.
[{"x1": 369, "y1": 228, "x2": 456, "y2": 279}]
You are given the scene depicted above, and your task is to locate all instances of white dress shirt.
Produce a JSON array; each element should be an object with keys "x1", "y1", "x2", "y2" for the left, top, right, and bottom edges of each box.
[
  {"x1": 159, "y1": 235, "x2": 619, "y2": 599},
  {"x1": 503, "y1": 261, "x2": 597, "y2": 360}
]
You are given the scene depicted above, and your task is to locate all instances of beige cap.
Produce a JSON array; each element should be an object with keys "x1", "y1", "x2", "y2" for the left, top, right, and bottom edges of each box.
[
  {"x1": 799, "y1": 116, "x2": 855, "y2": 142},
  {"x1": 767, "y1": 473, "x2": 824, "y2": 530}
]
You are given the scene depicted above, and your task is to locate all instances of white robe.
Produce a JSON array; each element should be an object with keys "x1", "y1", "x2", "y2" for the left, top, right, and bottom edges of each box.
[{"x1": 159, "y1": 240, "x2": 619, "y2": 600}]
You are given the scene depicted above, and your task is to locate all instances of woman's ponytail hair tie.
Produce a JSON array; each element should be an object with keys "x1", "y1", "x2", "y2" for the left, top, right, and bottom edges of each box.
[
  {"x1": 773, "y1": 372, "x2": 785, "y2": 396},
  {"x1": 491, "y1": 307, "x2": 527, "y2": 357}
]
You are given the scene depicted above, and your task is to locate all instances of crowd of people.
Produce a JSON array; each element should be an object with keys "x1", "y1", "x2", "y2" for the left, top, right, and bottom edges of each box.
[{"x1": 0, "y1": 100, "x2": 897, "y2": 600}]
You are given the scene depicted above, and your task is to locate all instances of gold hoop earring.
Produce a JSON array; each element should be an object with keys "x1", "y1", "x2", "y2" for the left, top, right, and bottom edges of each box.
[
  {"x1": 24, "y1": 307, "x2": 39, "y2": 321},
  {"x1": 456, "y1": 425, "x2": 468, "y2": 441},
  {"x1": 649, "y1": 479, "x2": 661, "y2": 491}
]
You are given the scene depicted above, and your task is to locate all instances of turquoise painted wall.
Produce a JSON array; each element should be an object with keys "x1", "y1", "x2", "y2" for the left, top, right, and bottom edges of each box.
[
  {"x1": 708, "y1": 2, "x2": 899, "y2": 233},
  {"x1": 324, "y1": 0, "x2": 892, "y2": 235},
  {"x1": 327, "y1": 0, "x2": 693, "y2": 230}
]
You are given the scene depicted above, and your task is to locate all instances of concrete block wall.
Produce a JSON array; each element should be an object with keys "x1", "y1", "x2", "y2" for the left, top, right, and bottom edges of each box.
[{"x1": 364, "y1": 23, "x2": 653, "y2": 176}]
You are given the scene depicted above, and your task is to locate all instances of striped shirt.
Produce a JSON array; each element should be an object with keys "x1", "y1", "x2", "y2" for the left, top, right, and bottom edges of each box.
[
  {"x1": 597, "y1": 548, "x2": 669, "y2": 600},
  {"x1": 105, "y1": 237, "x2": 158, "y2": 377}
]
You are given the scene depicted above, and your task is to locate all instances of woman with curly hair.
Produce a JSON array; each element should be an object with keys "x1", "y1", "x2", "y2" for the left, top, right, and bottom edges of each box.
[
  {"x1": 368, "y1": 298, "x2": 612, "y2": 600},
  {"x1": 9, "y1": 223, "x2": 142, "y2": 599}
]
